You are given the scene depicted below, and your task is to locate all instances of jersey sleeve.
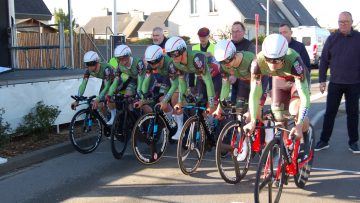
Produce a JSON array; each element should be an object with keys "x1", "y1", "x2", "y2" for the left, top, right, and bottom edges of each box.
[
  {"x1": 162, "y1": 62, "x2": 179, "y2": 103},
  {"x1": 136, "y1": 60, "x2": 146, "y2": 96},
  {"x1": 291, "y1": 58, "x2": 310, "y2": 124},
  {"x1": 97, "y1": 67, "x2": 113, "y2": 101},
  {"x1": 178, "y1": 73, "x2": 187, "y2": 103},
  {"x1": 78, "y1": 70, "x2": 90, "y2": 96},
  {"x1": 220, "y1": 71, "x2": 231, "y2": 102},
  {"x1": 194, "y1": 53, "x2": 216, "y2": 107},
  {"x1": 108, "y1": 68, "x2": 121, "y2": 97},
  {"x1": 249, "y1": 59, "x2": 263, "y2": 121}
]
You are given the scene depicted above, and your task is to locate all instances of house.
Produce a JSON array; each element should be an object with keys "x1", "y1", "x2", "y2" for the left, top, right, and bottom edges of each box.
[
  {"x1": 167, "y1": 0, "x2": 319, "y2": 43},
  {"x1": 81, "y1": 10, "x2": 145, "y2": 39},
  {"x1": 137, "y1": 11, "x2": 171, "y2": 39},
  {"x1": 16, "y1": 18, "x2": 57, "y2": 33},
  {"x1": 14, "y1": 0, "x2": 52, "y2": 23}
]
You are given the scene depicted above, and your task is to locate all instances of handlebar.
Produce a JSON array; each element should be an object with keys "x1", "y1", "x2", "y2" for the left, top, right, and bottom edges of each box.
[{"x1": 71, "y1": 95, "x2": 96, "y2": 103}]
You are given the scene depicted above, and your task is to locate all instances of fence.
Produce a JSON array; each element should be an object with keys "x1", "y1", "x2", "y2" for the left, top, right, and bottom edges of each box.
[{"x1": 14, "y1": 33, "x2": 95, "y2": 69}]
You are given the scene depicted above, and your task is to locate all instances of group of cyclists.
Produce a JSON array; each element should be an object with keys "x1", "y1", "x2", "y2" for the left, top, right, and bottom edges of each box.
[{"x1": 71, "y1": 33, "x2": 311, "y2": 159}]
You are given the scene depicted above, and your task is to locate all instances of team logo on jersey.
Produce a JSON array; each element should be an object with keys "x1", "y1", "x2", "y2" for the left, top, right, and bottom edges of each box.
[
  {"x1": 194, "y1": 56, "x2": 203, "y2": 68},
  {"x1": 293, "y1": 61, "x2": 303, "y2": 75},
  {"x1": 137, "y1": 61, "x2": 145, "y2": 73},
  {"x1": 193, "y1": 53, "x2": 205, "y2": 70}
]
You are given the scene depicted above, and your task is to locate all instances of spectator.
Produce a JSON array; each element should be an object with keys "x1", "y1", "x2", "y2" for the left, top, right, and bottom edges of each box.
[
  {"x1": 279, "y1": 23, "x2": 311, "y2": 73},
  {"x1": 152, "y1": 27, "x2": 168, "y2": 50},
  {"x1": 190, "y1": 27, "x2": 217, "y2": 94},
  {"x1": 315, "y1": 11, "x2": 360, "y2": 153},
  {"x1": 230, "y1": 21, "x2": 262, "y2": 104},
  {"x1": 192, "y1": 27, "x2": 215, "y2": 56}
]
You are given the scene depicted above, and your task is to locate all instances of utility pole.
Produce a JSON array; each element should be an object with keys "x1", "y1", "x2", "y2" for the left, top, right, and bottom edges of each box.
[
  {"x1": 68, "y1": 0, "x2": 74, "y2": 68},
  {"x1": 266, "y1": 0, "x2": 269, "y2": 36},
  {"x1": 112, "y1": 0, "x2": 117, "y2": 35}
]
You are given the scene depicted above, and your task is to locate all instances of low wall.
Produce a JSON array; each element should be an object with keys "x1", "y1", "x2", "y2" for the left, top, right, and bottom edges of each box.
[{"x1": 0, "y1": 77, "x2": 102, "y2": 131}]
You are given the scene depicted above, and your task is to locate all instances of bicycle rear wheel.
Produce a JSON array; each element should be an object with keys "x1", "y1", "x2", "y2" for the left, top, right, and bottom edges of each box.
[
  {"x1": 69, "y1": 109, "x2": 103, "y2": 154},
  {"x1": 254, "y1": 138, "x2": 285, "y2": 203},
  {"x1": 216, "y1": 120, "x2": 251, "y2": 184},
  {"x1": 294, "y1": 124, "x2": 315, "y2": 188},
  {"x1": 110, "y1": 110, "x2": 129, "y2": 159},
  {"x1": 177, "y1": 116, "x2": 205, "y2": 175},
  {"x1": 132, "y1": 113, "x2": 168, "y2": 164}
]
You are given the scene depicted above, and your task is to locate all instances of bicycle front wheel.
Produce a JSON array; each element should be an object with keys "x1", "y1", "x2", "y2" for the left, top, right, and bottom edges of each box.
[
  {"x1": 254, "y1": 138, "x2": 285, "y2": 203},
  {"x1": 294, "y1": 124, "x2": 315, "y2": 188},
  {"x1": 177, "y1": 116, "x2": 206, "y2": 175},
  {"x1": 216, "y1": 120, "x2": 251, "y2": 184},
  {"x1": 110, "y1": 110, "x2": 129, "y2": 159},
  {"x1": 69, "y1": 108, "x2": 103, "y2": 154},
  {"x1": 131, "y1": 113, "x2": 169, "y2": 165}
]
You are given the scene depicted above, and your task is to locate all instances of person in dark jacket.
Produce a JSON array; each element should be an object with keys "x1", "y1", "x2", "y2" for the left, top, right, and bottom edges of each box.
[
  {"x1": 315, "y1": 11, "x2": 360, "y2": 153},
  {"x1": 152, "y1": 27, "x2": 168, "y2": 51}
]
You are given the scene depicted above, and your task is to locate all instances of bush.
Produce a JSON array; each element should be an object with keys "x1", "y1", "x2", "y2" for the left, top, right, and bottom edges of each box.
[
  {"x1": 0, "y1": 108, "x2": 11, "y2": 147},
  {"x1": 130, "y1": 38, "x2": 153, "y2": 45},
  {"x1": 16, "y1": 101, "x2": 60, "y2": 140},
  {"x1": 251, "y1": 34, "x2": 266, "y2": 45}
]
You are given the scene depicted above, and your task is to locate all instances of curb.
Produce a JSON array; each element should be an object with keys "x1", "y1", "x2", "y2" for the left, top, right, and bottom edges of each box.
[{"x1": 0, "y1": 141, "x2": 74, "y2": 176}]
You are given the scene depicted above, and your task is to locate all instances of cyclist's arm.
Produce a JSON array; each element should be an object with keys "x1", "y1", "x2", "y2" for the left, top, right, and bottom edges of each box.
[
  {"x1": 220, "y1": 72, "x2": 231, "y2": 103},
  {"x1": 141, "y1": 72, "x2": 152, "y2": 99},
  {"x1": 249, "y1": 60, "x2": 263, "y2": 122},
  {"x1": 292, "y1": 59, "x2": 310, "y2": 124},
  {"x1": 97, "y1": 67, "x2": 113, "y2": 101},
  {"x1": 78, "y1": 71, "x2": 90, "y2": 96},
  {"x1": 202, "y1": 68, "x2": 216, "y2": 108},
  {"x1": 162, "y1": 63, "x2": 179, "y2": 103},
  {"x1": 178, "y1": 74, "x2": 187, "y2": 104},
  {"x1": 162, "y1": 77, "x2": 179, "y2": 103},
  {"x1": 136, "y1": 61, "x2": 147, "y2": 97},
  {"x1": 108, "y1": 69, "x2": 121, "y2": 97}
]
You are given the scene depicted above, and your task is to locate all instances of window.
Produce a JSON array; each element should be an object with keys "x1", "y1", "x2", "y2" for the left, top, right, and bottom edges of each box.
[
  {"x1": 302, "y1": 37, "x2": 311, "y2": 46},
  {"x1": 209, "y1": 0, "x2": 218, "y2": 13},
  {"x1": 191, "y1": 0, "x2": 198, "y2": 15}
]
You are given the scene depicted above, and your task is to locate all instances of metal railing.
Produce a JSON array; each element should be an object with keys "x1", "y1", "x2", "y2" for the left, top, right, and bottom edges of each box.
[{"x1": 78, "y1": 27, "x2": 106, "y2": 68}]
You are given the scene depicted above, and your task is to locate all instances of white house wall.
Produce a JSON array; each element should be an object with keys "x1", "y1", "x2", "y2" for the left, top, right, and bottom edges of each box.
[
  {"x1": 0, "y1": 78, "x2": 102, "y2": 131},
  {"x1": 168, "y1": 0, "x2": 244, "y2": 43}
]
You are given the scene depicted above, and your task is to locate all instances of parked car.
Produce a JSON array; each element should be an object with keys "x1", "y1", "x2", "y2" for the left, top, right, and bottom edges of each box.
[{"x1": 291, "y1": 26, "x2": 330, "y2": 67}]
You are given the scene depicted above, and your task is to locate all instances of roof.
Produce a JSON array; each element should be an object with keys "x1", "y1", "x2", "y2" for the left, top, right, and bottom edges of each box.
[
  {"x1": 138, "y1": 11, "x2": 170, "y2": 32},
  {"x1": 16, "y1": 18, "x2": 57, "y2": 33},
  {"x1": 15, "y1": 0, "x2": 52, "y2": 21},
  {"x1": 231, "y1": 0, "x2": 291, "y2": 25},
  {"x1": 83, "y1": 14, "x2": 133, "y2": 35},
  {"x1": 281, "y1": 0, "x2": 320, "y2": 26}
]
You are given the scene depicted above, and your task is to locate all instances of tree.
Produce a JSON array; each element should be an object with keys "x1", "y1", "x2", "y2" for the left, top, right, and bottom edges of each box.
[{"x1": 54, "y1": 8, "x2": 76, "y2": 33}]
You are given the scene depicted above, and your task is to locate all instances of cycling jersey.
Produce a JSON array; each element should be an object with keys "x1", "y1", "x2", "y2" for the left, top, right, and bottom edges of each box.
[
  {"x1": 249, "y1": 48, "x2": 310, "y2": 124},
  {"x1": 141, "y1": 55, "x2": 178, "y2": 103},
  {"x1": 108, "y1": 57, "x2": 146, "y2": 96},
  {"x1": 78, "y1": 62, "x2": 114, "y2": 101},
  {"x1": 219, "y1": 51, "x2": 255, "y2": 102},
  {"x1": 174, "y1": 50, "x2": 216, "y2": 107}
]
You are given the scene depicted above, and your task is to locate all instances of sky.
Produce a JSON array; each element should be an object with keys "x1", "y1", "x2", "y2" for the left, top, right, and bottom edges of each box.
[{"x1": 43, "y1": 0, "x2": 360, "y2": 28}]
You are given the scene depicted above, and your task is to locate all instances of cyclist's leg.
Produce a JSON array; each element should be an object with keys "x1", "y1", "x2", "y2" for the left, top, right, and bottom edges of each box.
[{"x1": 271, "y1": 77, "x2": 291, "y2": 144}]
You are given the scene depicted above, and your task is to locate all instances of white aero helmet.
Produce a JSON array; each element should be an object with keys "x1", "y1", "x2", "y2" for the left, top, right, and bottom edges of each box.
[
  {"x1": 83, "y1": 51, "x2": 99, "y2": 63},
  {"x1": 144, "y1": 45, "x2": 163, "y2": 64},
  {"x1": 114, "y1": 44, "x2": 132, "y2": 57},
  {"x1": 262, "y1": 33, "x2": 288, "y2": 59},
  {"x1": 214, "y1": 39, "x2": 236, "y2": 62},
  {"x1": 164, "y1": 36, "x2": 187, "y2": 54}
]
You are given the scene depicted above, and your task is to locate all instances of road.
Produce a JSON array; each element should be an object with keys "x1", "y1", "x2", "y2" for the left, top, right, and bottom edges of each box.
[{"x1": 0, "y1": 84, "x2": 359, "y2": 203}]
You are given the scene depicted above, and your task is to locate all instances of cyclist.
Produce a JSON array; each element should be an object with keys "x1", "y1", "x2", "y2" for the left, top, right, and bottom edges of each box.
[
  {"x1": 134, "y1": 45, "x2": 180, "y2": 138},
  {"x1": 106, "y1": 45, "x2": 146, "y2": 125},
  {"x1": 243, "y1": 34, "x2": 310, "y2": 158},
  {"x1": 165, "y1": 36, "x2": 217, "y2": 140},
  {"x1": 71, "y1": 51, "x2": 114, "y2": 114}
]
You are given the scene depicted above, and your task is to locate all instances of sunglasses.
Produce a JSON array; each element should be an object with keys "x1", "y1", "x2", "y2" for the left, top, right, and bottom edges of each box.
[
  {"x1": 264, "y1": 57, "x2": 284, "y2": 64},
  {"x1": 85, "y1": 61, "x2": 98, "y2": 67},
  {"x1": 220, "y1": 56, "x2": 235, "y2": 65},
  {"x1": 148, "y1": 56, "x2": 163, "y2": 65},
  {"x1": 168, "y1": 50, "x2": 182, "y2": 58}
]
